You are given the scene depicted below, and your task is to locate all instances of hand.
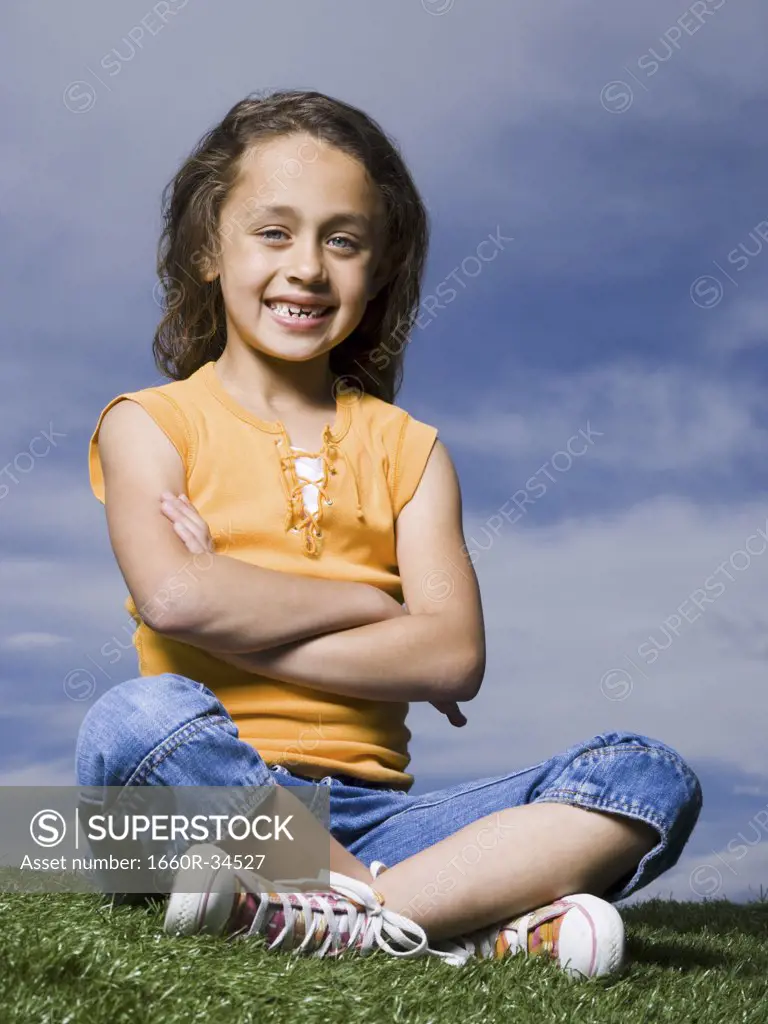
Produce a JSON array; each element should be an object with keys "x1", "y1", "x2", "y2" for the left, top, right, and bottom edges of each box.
[
  {"x1": 430, "y1": 700, "x2": 467, "y2": 727},
  {"x1": 159, "y1": 492, "x2": 214, "y2": 555}
]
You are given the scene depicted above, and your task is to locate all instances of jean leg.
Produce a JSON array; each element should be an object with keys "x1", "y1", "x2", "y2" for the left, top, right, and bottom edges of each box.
[
  {"x1": 74, "y1": 673, "x2": 277, "y2": 895},
  {"x1": 348, "y1": 731, "x2": 702, "y2": 903},
  {"x1": 529, "y1": 731, "x2": 703, "y2": 900},
  {"x1": 75, "y1": 672, "x2": 274, "y2": 791}
]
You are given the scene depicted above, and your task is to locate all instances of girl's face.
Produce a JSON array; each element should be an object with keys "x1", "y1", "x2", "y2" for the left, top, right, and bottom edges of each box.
[{"x1": 206, "y1": 132, "x2": 386, "y2": 365}]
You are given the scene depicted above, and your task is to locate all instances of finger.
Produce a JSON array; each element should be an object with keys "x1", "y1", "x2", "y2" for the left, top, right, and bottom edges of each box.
[
  {"x1": 178, "y1": 494, "x2": 208, "y2": 526},
  {"x1": 429, "y1": 701, "x2": 467, "y2": 727},
  {"x1": 167, "y1": 497, "x2": 205, "y2": 531},
  {"x1": 170, "y1": 519, "x2": 206, "y2": 554},
  {"x1": 175, "y1": 496, "x2": 216, "y2": 552},
  {"x1": 161, "y1": 498, "x2": 214, "y2": 552},
  {"x1": 160, "y1": 502, "x2": 207, "y2": 554},
  {"x1": 443, "y1": 702, "x2": 467, "y2": 727},
  {"x1": 160, "y1": 493, "x2": 198, "y2": 522},
  {"x1": 160, "y1": 501, "x2": 203, "y2": 541}
]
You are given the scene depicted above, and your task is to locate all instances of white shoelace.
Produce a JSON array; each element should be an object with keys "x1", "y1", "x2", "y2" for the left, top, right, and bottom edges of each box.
[
  {"x1": 243, "y1": 869, "x2": 432, "y2": 959},
  {"x1": 368, "y1": 859, "x2": 472, "y2": 967}
]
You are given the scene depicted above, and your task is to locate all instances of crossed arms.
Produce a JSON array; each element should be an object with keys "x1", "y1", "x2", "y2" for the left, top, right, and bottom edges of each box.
[{"x1": 97, "y1": 399, "x2": 485, "y2": 707}]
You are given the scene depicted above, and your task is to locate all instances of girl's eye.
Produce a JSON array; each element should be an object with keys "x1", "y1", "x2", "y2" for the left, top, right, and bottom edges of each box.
[{"x1": 328, "y1": 236, "x2": 358, "y2": 252}]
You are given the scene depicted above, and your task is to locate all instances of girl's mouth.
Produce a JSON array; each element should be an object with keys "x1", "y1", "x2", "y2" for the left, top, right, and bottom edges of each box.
[{"x1": 265, "y1": 301, "x2": 334, "y2": 328}]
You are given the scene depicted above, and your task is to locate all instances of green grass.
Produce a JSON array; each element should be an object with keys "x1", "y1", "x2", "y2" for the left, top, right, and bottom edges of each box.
[{"x1": 1, "y1": 892, "x2": 767, "y2": 1024}]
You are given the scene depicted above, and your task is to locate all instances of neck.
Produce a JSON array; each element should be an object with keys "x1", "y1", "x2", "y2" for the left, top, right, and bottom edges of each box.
[{"x1": 215, "y1": 342, "x2": 337, "y2": 414}]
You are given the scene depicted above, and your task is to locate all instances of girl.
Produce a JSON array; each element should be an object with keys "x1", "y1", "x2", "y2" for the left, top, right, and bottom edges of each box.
[{"x1": 78, "y1": 89, "x2": 702, "y2": 977}]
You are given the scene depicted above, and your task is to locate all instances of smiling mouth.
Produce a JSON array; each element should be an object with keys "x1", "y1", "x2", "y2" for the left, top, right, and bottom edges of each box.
[{"x1": 265, "y1": 301, "x2": 333, "y2": 320}]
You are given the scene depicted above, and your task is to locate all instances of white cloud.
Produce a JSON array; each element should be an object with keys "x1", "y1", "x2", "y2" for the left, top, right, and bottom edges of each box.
[
  {"x1": 0, "y1": 633, "x2": 72, "y2": 651},
  {"x1": 436, "y1": 362, "x2": 764, "y2": 474},
  {"x1": 704, "y1": 294, "x2": 768, "y2": 353},
  {"x1": 733, "y1": 784, "x2": 768, "y2": 797}
]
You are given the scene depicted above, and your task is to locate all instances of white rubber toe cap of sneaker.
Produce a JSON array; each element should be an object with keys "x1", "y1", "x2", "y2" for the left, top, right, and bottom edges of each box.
[
  {"x1": 163, "y1": 843, "x2": 236, "y2": 937},
  {"x1": 555, "y1": 894, "x2": 626, "y2": 979}
]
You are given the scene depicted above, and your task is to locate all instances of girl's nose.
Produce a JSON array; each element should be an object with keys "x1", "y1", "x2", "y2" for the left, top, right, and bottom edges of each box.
[{"x1": 285, "y1": 239, "x2": 327, "y2": 284}]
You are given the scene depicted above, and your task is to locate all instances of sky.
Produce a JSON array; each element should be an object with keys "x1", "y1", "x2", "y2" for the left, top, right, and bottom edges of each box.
[{"x1": 2, "y1": 0, "x2": 768, "y2": 905}]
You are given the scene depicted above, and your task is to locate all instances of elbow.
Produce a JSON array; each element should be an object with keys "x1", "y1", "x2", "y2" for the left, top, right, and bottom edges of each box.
[
  {"x1": 451, "y1": 645, "x2": 486, "y2": 702},
  {"x1": 140, "y1": 590, "x2": 200, "y2": 637}
]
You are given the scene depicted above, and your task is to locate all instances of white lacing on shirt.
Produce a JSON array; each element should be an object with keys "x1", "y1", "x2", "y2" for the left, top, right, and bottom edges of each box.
[{"x1": 273, "y1": 426, "x2": 364, "y2": 557}]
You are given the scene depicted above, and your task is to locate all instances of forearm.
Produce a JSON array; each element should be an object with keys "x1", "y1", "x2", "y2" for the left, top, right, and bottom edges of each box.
[
  {"x1": 148, "y1": 552, "x2": 395, "y2": 654},
  {"x1": 210, "y1": 611, "x2": 479, "y2": 702}
]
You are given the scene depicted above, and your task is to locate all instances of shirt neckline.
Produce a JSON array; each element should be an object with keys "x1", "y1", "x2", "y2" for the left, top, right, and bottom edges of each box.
[{"x1": 200, "y1": 359, "x2": 353, "y2": 443}]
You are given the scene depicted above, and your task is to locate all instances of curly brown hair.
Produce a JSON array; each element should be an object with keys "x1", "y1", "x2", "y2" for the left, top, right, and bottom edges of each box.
[{"x1": 153, "y1": 89, "x2": 430, "y2": 404}]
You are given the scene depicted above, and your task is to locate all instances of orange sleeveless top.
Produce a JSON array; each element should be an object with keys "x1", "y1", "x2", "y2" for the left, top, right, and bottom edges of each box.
[{"x1": 88, "y1": 361, "x2": 439, "y2": 788}]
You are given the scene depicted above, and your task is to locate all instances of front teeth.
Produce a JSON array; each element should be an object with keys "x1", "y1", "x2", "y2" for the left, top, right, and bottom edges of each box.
[{"x1": 269, "y1": 303, "x2": 327, "y2": 319}]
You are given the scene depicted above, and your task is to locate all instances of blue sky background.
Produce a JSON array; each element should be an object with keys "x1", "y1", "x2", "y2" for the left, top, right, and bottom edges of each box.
[{"x1": 2, "y1": 0, "x2": 768, "y2": 904}]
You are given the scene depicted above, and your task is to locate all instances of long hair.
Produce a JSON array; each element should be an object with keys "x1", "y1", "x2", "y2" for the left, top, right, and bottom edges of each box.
[{"x1": 153, "y1": 89, "x2": 430, "y2": 404}]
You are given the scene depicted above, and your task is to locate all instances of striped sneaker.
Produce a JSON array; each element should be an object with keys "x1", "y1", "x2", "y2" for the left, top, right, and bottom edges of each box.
[
  {"x1": 370, "y1": 861, "x2": 625, "y2": 978},
  {"x1": 164, "y1": 844, "x2": 461, "y2": 962}
]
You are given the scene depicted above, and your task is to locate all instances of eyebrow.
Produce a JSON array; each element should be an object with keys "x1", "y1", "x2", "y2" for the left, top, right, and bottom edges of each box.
[{"x1": 246, "y1": 203, "x2": 374, "y2": 233}]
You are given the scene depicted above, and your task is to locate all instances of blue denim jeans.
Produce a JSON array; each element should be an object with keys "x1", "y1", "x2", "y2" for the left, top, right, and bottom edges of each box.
[{"x1": 75, "y1": 673, "x2": 702, "y2": 902}]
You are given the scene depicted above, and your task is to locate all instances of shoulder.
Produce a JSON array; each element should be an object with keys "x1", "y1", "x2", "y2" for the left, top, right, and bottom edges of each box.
[
  {"x1": 90, "y1": 377, "x2": 195, "y2": 452},
  {"x1": 97, "y1": 364, "x2": 206, "y2": 419},
  {"x1": 88, "y1": 373, "x2": 202, "y2": 503},
  {"x1": 356, "y1": 391, "x2": 438, "y2": 438},
  {"x1": 356, "y1": 393, "x2": 442, "y2": 518}
]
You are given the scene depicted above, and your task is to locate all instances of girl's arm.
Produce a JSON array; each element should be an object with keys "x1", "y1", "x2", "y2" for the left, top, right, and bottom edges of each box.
[
  {"x1": 98, "y1": 400, "x2": 399, "y2": 654},
  {"x1": 152, "y1": 553, "x2": 402, "y2": 653},
  {"x1": 161, "y1": 440, "x2": 486, "y2": 704}
]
